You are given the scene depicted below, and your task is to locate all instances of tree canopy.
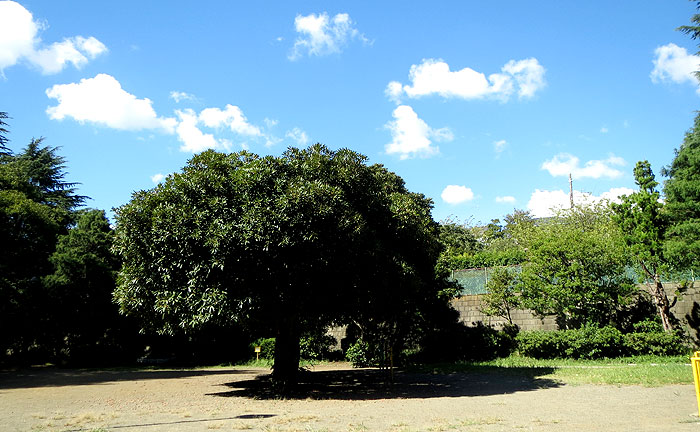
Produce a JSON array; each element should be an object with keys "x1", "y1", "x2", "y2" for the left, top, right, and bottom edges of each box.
[
  {"x1": 113, "y1": 144, "x2": 452, "y2": 389},
  {"x1": 43, "y1": 209, "x2": 124, "y2": 362},
  {"x1": 519, "y1": 204, "x2": 634, "y2": 329},
  {"x1": 613, "y1": 161, "x2": 675, "y2": 331},
  {"x1": 0, "y1": 136, "x2": 88, "y2": 362},
  {"x1": 663, "y1": 113, "x2": 700, "y2": 271}
]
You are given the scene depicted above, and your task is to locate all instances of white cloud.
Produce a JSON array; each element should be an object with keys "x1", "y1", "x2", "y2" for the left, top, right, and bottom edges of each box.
[
  {"x1": 495, "y1": 196, "x2": 516, "y2": 204},
  {"x1": 441, "y1": 185, "x2": 475, "y2": 205},
  {"x1": 29, "y1": 36, "x2": 106, "y2": 74},
  {"x1": 46, "y1": 75, "x2": 272, "y2": 153},
  {"x1": 387, "y1": 58, "x2": 545, "y2": 102},
  {"x1": 0, "y1": 1, "x2": 106, "y2": 75},
  {"x1": 289, "y1": 12, "x2": 368, "y2": 60},
  {"x1": 527, "y1": 187, "x2": 634, "y2": 218},
  {"x1": 150, "y1": 173, "x2": 165, "y2": 184},
  {"x1": 46, "y1": 74, "x2": 176, "y2": 132},
  {"x1": 600, "y1": 126, "x2": 608, "y2": 133},
  {"x1": 385, "y1": 105, "x2": 452, "y2": 159},
  {"x1": 651, "y1": 43, "x2": 700, "y2": 93},
  {"x1": 285, "y1": 127, "x2": 309, "y2": 146},
  {"x1": 175, "y1": 109, "x2": 223, "y2": 153},
  {"x1": 501, "y1": 58, "x2": 546, "y2": 98},
  {"x1": 169, "y1": 91, "x2": 196, "y2": 103},
  {"x1": 541, "y1": 153, "x2": 625, "y2": 179},
  {"x1": 385, "y1": 81, "x2": 403, "y2": 103},
  {"x1": 176, "y1": 105, "x2": 271, "y2": 152},
  {"x1": 600, "y1": 187, "x2": 635, "y2": 202},
  {"x1": 493, "y1": 139, "x2": 507, "y2": 154},
  {"x1": 199, "y1": 104, "x2": 262, "y2": 137}
]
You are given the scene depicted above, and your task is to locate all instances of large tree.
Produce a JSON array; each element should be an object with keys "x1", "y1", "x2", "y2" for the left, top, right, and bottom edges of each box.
[
  {"x1": 663, "y1": 113, "x2": 700, "y2": 271},
  {"x1": 113, "y1": 145, "x2": 449, "y2": 390},
  {"x1": 43, "y1": 209, "x2": 124, "y2": 363},
  {"x1": 0, "y1": 137, "x2": 86, "y2": 361},
  {"x1": 519, "y1": 204, "x2": 635, "y2": 329},
  {"x1": 613, "y1": 161, "x2": 675, "y2": 331}
]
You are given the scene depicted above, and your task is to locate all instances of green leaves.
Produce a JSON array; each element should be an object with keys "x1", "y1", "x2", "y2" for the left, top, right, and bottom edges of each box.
[
  {"x1": 663, "y1": 113, "x2": 700, "y2": 271},
  {"x1": 612, "y1": 161, "x2": 667, "y2": 277},
  {"x1": 519, "y1": 205, "x2": 634, "y2": 328},
  {"x1": 113, "y1": 144, "x2": 447, "y2": 340}
]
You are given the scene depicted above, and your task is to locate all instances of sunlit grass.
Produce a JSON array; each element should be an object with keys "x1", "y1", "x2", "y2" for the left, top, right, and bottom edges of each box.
[{"x1": 416, "y1": 355, "x2": 693, "y2": 386}]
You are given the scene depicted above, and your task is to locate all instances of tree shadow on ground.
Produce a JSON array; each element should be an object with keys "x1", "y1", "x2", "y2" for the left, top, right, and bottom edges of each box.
[
  {"x1": 0, "y1": 367, "x2": 257, "y2": 390},
  {"x1": 207, "y1": 366, "x2": 560, "y2": 400}
]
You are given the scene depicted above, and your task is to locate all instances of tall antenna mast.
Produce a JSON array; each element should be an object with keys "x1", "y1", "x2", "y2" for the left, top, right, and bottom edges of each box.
[{"x1": 569, "y1": 173, "x2": 574, "y2": 208}]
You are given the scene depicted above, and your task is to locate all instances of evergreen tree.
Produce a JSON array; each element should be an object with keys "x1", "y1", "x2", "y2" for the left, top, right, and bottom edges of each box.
[
  {"x1": 613, "y1": 161, "x2": 675, "y2": 331},
  {"x1": 0, "y1": 137, "x2": 86, "y2": 362},
  {"x1": 0, "y1": 112, "x2": 10, "y2": 156},
  {"x1": 44, "y1": 209, "x2": 124, "y2": 363},
  {"x1": 663, "y1": 113, "x2": 700, "y2": 272}
]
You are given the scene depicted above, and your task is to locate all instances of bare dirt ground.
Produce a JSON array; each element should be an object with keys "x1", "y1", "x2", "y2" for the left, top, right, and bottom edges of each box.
[{"x1": 1, "y1": 362, "x2": 698, "y2": 432}]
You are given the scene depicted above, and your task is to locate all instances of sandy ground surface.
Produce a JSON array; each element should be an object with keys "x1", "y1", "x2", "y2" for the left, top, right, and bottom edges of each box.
[{"x1": 1, "y1": 362, "x2": 698, "y2": 432}]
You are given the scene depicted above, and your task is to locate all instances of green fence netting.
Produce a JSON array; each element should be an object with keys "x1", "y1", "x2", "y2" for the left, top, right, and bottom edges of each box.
[{"x1": 450, "y1": 266, "x2": 698, "y2": 296}]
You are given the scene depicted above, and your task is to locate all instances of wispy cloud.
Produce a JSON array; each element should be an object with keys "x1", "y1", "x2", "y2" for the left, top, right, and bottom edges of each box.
[
  {"x1": 288, "y1": 12, "x2": 369, "y2": 60},
  {"x1": 495, "y1": 196, "x2": 516, "y2": 204},
  {"x1": 541, "y1": 153, "x2": 625, "y2": 179},
  {"x1": 285, "y1": 127, "x2": 309, "y2": 146},
  {"x1": 493, "y1": 139, "x2": 507, "y2": 155},
  {"x1": 169, "y1": 91, "x2": 197, "y2": 103}
]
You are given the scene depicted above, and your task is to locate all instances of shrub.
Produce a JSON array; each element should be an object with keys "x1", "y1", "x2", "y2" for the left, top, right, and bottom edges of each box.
[
  {"x1": 299, "y1": 333, "x2": 338, "y2": 361},
  {"x1": 565, "y1": 326, "x2": 624, "y2": 359},
  {"x1": 251, "y1": 333, "x2": 340, "y2": 362},
  {"x1": 516, "y1": 327, "x2": 625, "y2": 359},
  {"x1": 516, "y1": 324, "x2": 690, "y2": 359},
  {"x1": 623, "y1": 331, "x2": 687, "y2": 356},
  {"x1": 623, "y1": 320, "x2": 688, "y2": 356},
  {"x1": 345, "y1": 340, "x2": 385, "y2": 367},
  {"x1": 515, "y1": 330, "x2": 565, "y2": 359},
  {"x1": 250, "y1": 337, "x2": 275, "y2": 360},
  {"x1": 413, "y1": 321, "x2": 518, "y2": 363}
]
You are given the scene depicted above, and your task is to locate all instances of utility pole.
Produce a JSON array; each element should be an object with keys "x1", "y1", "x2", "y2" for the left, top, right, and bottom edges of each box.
[{"x1": 569, "y1": 173, "x2": 574, "y2": 209}]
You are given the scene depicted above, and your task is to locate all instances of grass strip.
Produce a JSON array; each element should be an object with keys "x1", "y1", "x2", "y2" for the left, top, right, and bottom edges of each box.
[{"x1": 415, "y1": 355, "x2": 693, "y2": 386}]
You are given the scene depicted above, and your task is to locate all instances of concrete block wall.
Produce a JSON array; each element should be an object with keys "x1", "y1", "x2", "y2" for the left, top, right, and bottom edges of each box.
[
  {"x1": 453, "y1": 282, "x2": 700, "y2": 334},
  {"x1": 328, "y1": 282, "x2": 700, "y2": 347},
  {"x1": 451, "y1": 295, "x2": 557, "y2": 331},
  {"x1": 666, "y1": 282, "x2": 700, "y2": 325}
]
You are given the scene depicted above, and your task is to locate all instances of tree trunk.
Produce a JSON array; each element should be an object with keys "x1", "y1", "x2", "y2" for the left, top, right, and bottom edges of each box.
[
  {"x1": 650, "y1": 275, "x2": 674, "y2": 332},
  {"x1": 272, "y1": 318, "x2": 300, "y2": 394}
]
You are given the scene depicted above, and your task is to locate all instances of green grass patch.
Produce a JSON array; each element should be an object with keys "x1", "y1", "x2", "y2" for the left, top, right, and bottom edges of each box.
[
  {"x1": 221, "y1": 358, "x2": 335, "y2": 369},
  {"x1": 415, "y1": 355, "x2": 693, "y2": 386}
]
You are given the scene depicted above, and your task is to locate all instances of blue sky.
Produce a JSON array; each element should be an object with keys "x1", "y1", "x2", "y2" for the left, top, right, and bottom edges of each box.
[{"x1": 2, "y1": 1, "x2": 699, "y2": 225}]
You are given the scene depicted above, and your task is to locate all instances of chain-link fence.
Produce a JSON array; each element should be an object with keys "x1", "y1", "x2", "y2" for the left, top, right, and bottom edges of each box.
[{"x1": 450, "y1": 265, "x2": 697, "y2": 296}]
